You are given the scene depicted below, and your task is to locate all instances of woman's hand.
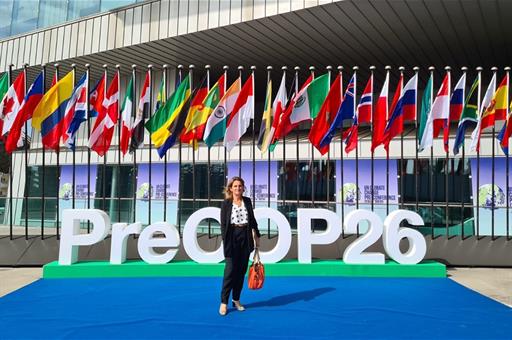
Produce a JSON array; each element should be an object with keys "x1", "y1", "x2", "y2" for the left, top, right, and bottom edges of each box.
[{"x1": 252, "y1": 230, "x2": 260, "y2": 248}]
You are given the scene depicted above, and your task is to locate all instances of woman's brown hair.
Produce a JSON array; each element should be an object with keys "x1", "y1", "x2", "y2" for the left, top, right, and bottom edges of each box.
[{"x1": 223, "y1": 176, "x2": 245, "y2": 200}]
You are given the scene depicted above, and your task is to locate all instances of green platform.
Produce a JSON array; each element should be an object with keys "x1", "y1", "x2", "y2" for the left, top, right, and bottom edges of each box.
[{"x1": 43, "y1": 260, "x2": 446, "y2": 279}]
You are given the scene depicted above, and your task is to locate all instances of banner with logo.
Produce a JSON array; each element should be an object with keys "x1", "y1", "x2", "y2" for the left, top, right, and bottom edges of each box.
[
  {"x1": 470, "y1": 157, "x2": 509, "y2": 236},
  {"x1": 136, "y1": 163, "x2": 180, "y2": 224},
  {"x1": 227, "y1": 161, "x2": 278, "y2": 203},
  {"x1": 59, "y1": 165, "x2": 98, "y2": 204},
  {"x1": 335, "y1": 159, "x2": 398, "y2": 231}
]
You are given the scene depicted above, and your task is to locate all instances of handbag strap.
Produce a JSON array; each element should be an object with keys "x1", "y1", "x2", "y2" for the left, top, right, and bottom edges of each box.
[{"x1": 253, "y1": 248, "x2": 261, "y2": 264}]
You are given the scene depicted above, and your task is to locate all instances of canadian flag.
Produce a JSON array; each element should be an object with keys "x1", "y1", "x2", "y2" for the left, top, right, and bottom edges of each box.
[
  {"x1": 0, "y1": 72, "x2": 25, "y2": 139},
  {"x1": 89, "y1": 72, "x2": 119, "y2": 156}
]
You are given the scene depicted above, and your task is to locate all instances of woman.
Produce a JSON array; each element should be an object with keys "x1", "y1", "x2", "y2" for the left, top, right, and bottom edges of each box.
[{"x1": 219, "y1": 176, "x2": 261, "y2": 316}]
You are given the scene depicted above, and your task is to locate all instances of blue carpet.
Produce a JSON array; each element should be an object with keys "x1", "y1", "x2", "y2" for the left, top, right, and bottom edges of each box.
[{"x1": 0, "y1": 277, "x2": 511, "y2": 339}]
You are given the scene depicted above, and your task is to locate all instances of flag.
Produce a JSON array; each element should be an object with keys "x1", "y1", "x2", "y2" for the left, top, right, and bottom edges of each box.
[
  {"x1": 89, "y1": 72, "x2": 119, "y2": 156},
  {"x1": 203, "y1": 78, "x2": 241, "y2": 147},
  {"x1": 495, "y1": 76, "x2": 511, "y2": 154},
  {"x1": 265, "y1": 73, "x2": 288, "y2": 152},
  {"x1": 257, "y1": 79, "x2": 272, "y2": 151},
  {"x1": 145, "y1": 75, "x2": 190, "y2": 158},
  {"x1": 180, "y1": 76, "x2": 210, "y2": 149},
  {"x1": 450, "y1": 73, "x2": 466, "y2": 122},
  {"x1": 32, "y1": 71, "x2": 74, "y2": 151},
  {"x1": 0, "y1": 72, "x2": 25, "y2": 139},
  {"x1": 289, "y1": 73, "x2": 329, "y2": 123},
  {"x1": 453, "y1": 76, "x2": 478, "y2": 155},
  {"x1": 371, "y1": 72, "x2": 389, "y2": 152},
  {"x1": 470, "y1": 73, "x2": 497, "y2": 152},
  {"x1": 273, "y1": 75, "x2": 313, "y2": 140},
  {"x1": 4, "y1": 73, "x2": 44, "y2": 153},
  {"x1": 345, "y1": 116, "x2": 358, "y2": 154},
  {"x1": 418, "y1": 74, "x2": 434, "y2": 152},
  {"x1": 309, "y1": 74, "x2": 342, "y2": 155},
  {"x1": 63, "y1": 73, "x2": 88, "y2": 150},
  {"x1": 89, "y1": 76, "x2": 105, "y2": 118},
  {"x1": 383, "y1": 74, "x2": 418, "y2": 149},
  {"x1": 120, "y1": 78, "x2": 134, "y2": 155},
  {"x1": 224, "y1": 75, "x2": 254, "y2": 152},
  {"x1": 320, "y1": 73, "x2": 356, "y2": 148},
  {"x1": 0, "y1": 73, "x2": 9, "y2": 134},
  {"x1": 357, "y1": 74, "x2": 373, "y2": 124},
  {"x1": 130, "y1": 71, "x2": 150, "y2": 152},
  {"x1": 431, "y1": 73, "x2": 451, "y2": 152}
]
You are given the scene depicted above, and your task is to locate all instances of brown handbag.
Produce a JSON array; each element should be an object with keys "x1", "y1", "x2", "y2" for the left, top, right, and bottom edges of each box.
[{"x1": 248, "y1": 249, "x2": 265, "y2": 290}]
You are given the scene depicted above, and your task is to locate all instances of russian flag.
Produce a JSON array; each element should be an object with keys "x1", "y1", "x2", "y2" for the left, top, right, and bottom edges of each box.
[
  {"x1": 357, "y1": 75, "x2": 373, "y2": 124},
  {"x1": 383, "y1": 74, "x2": 417, "y2": 149},
  {"x1": 450, "y1": 73, "x2": 466, "y2": 122}
]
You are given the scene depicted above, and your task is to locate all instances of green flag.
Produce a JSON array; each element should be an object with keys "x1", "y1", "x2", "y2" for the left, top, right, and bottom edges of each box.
[
  {"x1": 453, "y1": 76, "x2": 479, "y2": 155},
  {"x1": 418, "y1": 75, "x2": 433, "y2": 152}
]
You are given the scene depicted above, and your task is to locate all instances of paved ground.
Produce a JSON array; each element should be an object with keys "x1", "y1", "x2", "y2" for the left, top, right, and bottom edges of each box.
[{"x1": 0, "y1": 267, "x2": 511, "y2": 307}]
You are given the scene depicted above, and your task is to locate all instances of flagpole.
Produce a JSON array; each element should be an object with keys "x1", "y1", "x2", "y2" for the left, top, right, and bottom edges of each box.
[
  {"x1": 40, "y1": 64, "x2": 46, "y2": 238},
  {"x1": 476, "y1": 66, "x2": 482, "y2": 238},
  {"x1": 460, "y1": 66, "x2": 467, "y2": 239},
  {"x1": 70, "y1": 64, "x2": 76, "y2": 214},
  {"x1": 251, "y1": 66, "x2": 256, "y2": 207},
  {"x1": 445, "y1": 66, "x2": 452, "y2": 237},
  {"x1": 281, "y1": 66, "x2": 287, "y2": 209},
  {"x1": 205, "y1": 64, "x2": 211, "y2": 237},
  {"x1": 385, "y1": 65, "x2": 391, "y2": 216},
  {"x1": 399, "y1": 66, "x2": 405, "y2": 210},
  {"x1": 414, "y1": 66, "x2": 420, "y2": 212},
  {"x1": 8, "y1": 64, "x2": 13, "y2": 239},
  {"x1": 131, "y1": 64, "x2": 137, "y2": 224},
  {"x1": 266, "y1": 65, "x2": 272, "y2": 236},
  {"x1": 176, "y1": 64, "x2": 183, "y2": 232},
  {"x1": 310, "y1": 66, "x2": 316, "y2": 209},
  {"x1": 115, "y1": 65, "x2": 121, "y2": 223},
  {"x1": 353, "y1": 66, "x2": 359, "y2": 213},
  {"x1": 491, "y1": 66, "x2": 498, "y2": 240},
  {"x1": 101, "y1": 64, "x2": 107, "y2": 217},
  {"x1": 23, "y1": 63, "x2": 28, "y2": 239},
  {"x1": 429, "y1": 66, "x2": 435, "y2": 237},
  {"x1": 148, "y1": 64, "x2": 154, "y2": 227},
  {"x1": 370, "y1": 66, "x2": 376, "y2": 212},
  {"x1": 295, "y1": 66, "x2": 300, "y2": 212},
  {"x1": 337, "y1": 65, "x2": 344, "y2": 230},
  {"x1": 85, "y1": 63, "x2": 91, "y2": 232},
  {"x1": 189, "y1": 64, "x2": 196, "y2": 215},
  {"x1": 54, "y1": 63, "x2": 61, "y2": 238},
  {"x1": 162, "y1": 64, "x2": 168, "y2": 222},
  {"x1": 223, "y1": 65, "x2": 228, "y2": 187},
  {"x1": 238, "y1": 65, "x2": 244, "y2": 177},
  {"x1": 326, "y1": 65, "x2": 332, "y2": 209},
  {"x1": 505, "y1": 66, "x2": 511, "y2": 240}
]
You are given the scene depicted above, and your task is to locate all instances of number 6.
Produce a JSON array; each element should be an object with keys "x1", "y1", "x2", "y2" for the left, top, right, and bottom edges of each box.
[{"x1": 383, "y1": 210, "x2": 427, "y2": 264}]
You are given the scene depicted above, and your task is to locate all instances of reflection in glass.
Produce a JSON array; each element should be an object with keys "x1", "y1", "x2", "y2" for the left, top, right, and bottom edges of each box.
[
  {"x1": 11, "y1": 0, "x2": 38, "y2": 35},
  {"x1": 38, "y1": 0, "x2": 68, "y2": 28}
]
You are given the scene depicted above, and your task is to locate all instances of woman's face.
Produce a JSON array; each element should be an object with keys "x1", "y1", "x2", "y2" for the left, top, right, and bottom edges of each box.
[{"x1": 230, "y1": 180, "x2": 244, "y2": 198}]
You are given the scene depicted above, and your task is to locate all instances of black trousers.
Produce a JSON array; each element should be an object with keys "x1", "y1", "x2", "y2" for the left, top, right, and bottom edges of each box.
[{"x1": 221, "y1": 226, "x2": 250, "y2": 304}]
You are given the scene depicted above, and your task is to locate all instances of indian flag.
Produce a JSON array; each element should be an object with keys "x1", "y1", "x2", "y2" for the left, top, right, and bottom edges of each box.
[{"x1": 203, "y1": 78, "x2": 241, "y2": 147}]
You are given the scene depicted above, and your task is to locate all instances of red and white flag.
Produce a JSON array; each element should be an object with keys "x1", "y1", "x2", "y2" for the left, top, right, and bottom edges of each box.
[
  {"x1": 432, "y1": 73, "x2": 451, "y2": 152},
  {"x1": 357, "y1": 74, "x2": 373, "y2": 124},
  {"x1": 131, "y1": 71, "x2": 150, "y2": 152},
  {"x1": 0, "y1": 72, "x2": 25, "y2": 138},
  {"x1": 371, "y1": 72, "x2": 389, "y2": 152},
  {"x1": 224, "y1": 75, "x2": 254, "y2": 152},
  {"x1": 89, "y1": 72, "x2": 119, "y2": 156},
  {"x1": 263, "y1": 72, "x2": 287, "y2": 151}
]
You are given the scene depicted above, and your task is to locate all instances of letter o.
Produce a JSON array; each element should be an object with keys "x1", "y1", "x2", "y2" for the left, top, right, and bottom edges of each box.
[{"x1": 252, "y1": 207, "x2": 292, "y2": 263}]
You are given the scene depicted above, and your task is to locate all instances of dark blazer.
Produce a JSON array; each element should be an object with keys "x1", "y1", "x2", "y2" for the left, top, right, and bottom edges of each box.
[{"x1": 220, "y1": 196, "x2": 261, "y2": 258}]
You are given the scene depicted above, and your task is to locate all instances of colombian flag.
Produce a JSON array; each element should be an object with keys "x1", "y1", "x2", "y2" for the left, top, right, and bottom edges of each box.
[{"x1": 32, "y1": 71, "x2": 74, "y2": 151}]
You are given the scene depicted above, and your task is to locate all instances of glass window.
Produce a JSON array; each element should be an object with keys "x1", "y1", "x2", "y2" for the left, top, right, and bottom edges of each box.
[
  {"x1": 278, "y1": 160, "x2": 335, "y2": 202},
  {"x1": 38, "y1": 0, "x2": 68, "y2": 28},
  {"x1": 0, "y1": 0, "x2": 14, "y2": 38},
  {"x1": 22, "y1": 165, "x2": 59, "y2": 225},
  {"x1": 67, "y1": 0, "x2": 101, "y2": 20},
  {"x1": 100, "y1": 0, "x2": 136, "y2": 11},
  {"x1": 11, "y1": 0, "x2": 39, "y2": 35},
  {"x1": 181, "y1": 163, "x2": 226, "y2": 200}
]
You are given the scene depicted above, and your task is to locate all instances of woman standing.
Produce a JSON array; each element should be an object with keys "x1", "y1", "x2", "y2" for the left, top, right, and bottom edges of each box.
[{"x1": 219, "y1": 176, "x2": 261, "y2": 316}]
